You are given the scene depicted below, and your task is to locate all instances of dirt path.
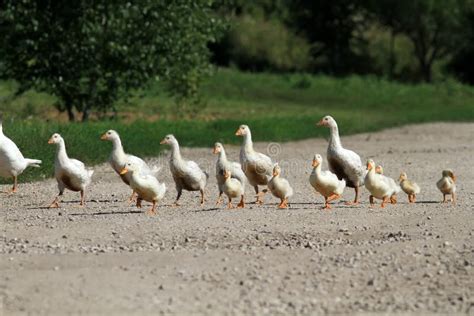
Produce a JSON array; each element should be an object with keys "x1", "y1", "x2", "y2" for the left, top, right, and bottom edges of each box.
[{"x1": 1, "y1": 122, "x2": 473, "y2": 315}]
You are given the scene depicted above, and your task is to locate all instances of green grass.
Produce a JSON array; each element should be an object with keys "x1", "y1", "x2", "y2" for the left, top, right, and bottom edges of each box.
[{"x1": 1, "y1": 68, "x2": 474, "y2": 183}]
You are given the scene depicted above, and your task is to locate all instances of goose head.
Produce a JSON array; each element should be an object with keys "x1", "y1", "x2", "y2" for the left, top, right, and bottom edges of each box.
[
  {"x1": 399, "y1": 172, "x2": 408, "y2": 182},
  {"x1": 213, "y1": 142, "x2": 224, "y2": 154},
  {"x1": 272, "y1": 163, "x2": 281, "y2": 177},
  {"x1": 312, "y1": 154, "x2": 323, "y2": 167},
  {"x1": 375, "y1": 165, "x2": 384, "y2": 174},
  {"x1": 235, "y1": 125, "x2": 250, "y2": 137},
  {"x1": 48, "y1": 133, "x2": 63, "y2": 145},
  {"x1": 442, "y1": 169, "x2": 456, "y2": 182},
  {"x1": 160, "y1": 134, "x2": 177, "y2": 146},
  {"x1": 366, "y1": 159, "x2": 375, "y2": 171},
  {"x1": 317, "y1": 115, "x2": 336, "y2": 128},
  {"x1": 223, "y1": 169, "x2": 232, "y2": 180},
  {"x1": 120, "y1": 161, "x2": 140, "y2": 175},
  {"x1": 100, "y1": 130, "x2": 120, "y2": 141}
]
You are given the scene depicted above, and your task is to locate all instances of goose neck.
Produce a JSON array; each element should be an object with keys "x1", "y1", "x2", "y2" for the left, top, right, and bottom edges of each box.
[
  {"x1": 170, "y1": 142, "x2": 182, "y2": 161},
  {"x1": 111, "y1": 137, "x2": 126, "y2": 158},
  {"x1": 328, "y1": 124, "x2": 342, "y2": 148},
  {"x1": 242, "y1": 133, "x2": 254, "y2": 152},
  {"x1": 56, "y1": 140, "x2": 69, "y2": 164}
]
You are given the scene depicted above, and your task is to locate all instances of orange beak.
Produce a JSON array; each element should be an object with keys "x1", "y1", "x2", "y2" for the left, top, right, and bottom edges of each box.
[
  {"x1": 100, "y1": 133, "x2": 108, "y2": 140},
  {"x1": 213, "y1": 147, "x2": 219, "y2": 154},
  {"x1": 235, "y1": 129, "x2": 242, "y2": 136},
  {"x1": 159, "y1": 139, "x2": 166, "y2": 145},
  {"x1": 312, "y1": 159, "x2": 319, "y2": 167},
  {"x1": 367, "y1": 162, "x2": 373, "y2": 170},
  {"x1": 120, "y1": 167, "x2": 128, "y2": 175},
  {"x1": 47, "y1": 138, "x2": 54, "y2": 144},
  {"x1": 316, "y1": 119, "x2": 325, "y2": 126}
]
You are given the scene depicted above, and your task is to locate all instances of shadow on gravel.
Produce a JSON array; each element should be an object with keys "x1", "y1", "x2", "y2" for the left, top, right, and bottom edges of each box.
[{"x1": 69, "y1": 210, "x2": 143, "y2": 216}]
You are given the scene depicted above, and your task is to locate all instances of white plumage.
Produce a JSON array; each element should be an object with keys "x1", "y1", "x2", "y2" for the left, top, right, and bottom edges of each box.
[
  {"x1": 309, "y1": 154, "x2": 346, "y2": 209},
  {"x1": 267, "y1": 164, "x2": 293, "y2": 208},
  {"x1": 213, "y1": 142, "x2": 246, "y2": 207},
  {"x1": 48, "y1": 133, "x2": 94, "y2": 207},
  {"x1": 0, "y1": 115, "x2": 42, "y2": 192},
  {"x1": 160, "y1": 134, "x2": 208, "y2": 206},
  {"x1": 120, "y1": 162, "x2": 166, "y2": 215},
  {"x1": 101, "y1": 129, "x2": 160, "y2": 201},
  {"x1": 318, "y1": 115, "x2": 365, "y2": 204},
  {"x1": 235, "y1": 124, "x2": 274, "y2": 204},
  {"x1": 364, "y1": 159, "x2": 400, "y2": 207}
]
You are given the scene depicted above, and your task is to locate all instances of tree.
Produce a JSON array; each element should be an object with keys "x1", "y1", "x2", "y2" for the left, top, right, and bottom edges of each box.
[
  {"x1": 0, "y1": 0, "x2": 223, "y2": 121},
  {"x1": 369, "y1": 0, "x2": 468, "y2": 82},
  {"x1": 287, "y1": 0, "x2": 371, "y2": 75}
]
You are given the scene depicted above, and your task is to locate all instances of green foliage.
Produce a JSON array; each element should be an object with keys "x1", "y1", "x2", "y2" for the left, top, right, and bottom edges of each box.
[
  {"x1": 0, "y1": 0, "x2": 224, "y2": 121},
  {"x1": 2, "y1": 68, "x2": 474, "y2": 184},
  {"x1": 226, "y1": 15, "x2": 312, "y2": 71}
]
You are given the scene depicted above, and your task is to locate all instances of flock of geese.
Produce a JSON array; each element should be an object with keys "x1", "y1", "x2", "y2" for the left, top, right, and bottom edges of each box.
[{"x1": 0, "y1": 115, "x2": 457, "y2": 214}]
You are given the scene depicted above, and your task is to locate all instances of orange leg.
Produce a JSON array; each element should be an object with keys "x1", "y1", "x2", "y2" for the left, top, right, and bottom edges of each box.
[
  {"x1": 79, "y1": 190, "x2": 85, "y2": 207},
  {"x1": 147, "y1": 201, "x2": 157, "y2": 215},
  {"x1": 9, "y1": 176, "x2": 18, "y2": 194},
  {"x1": 278, "y1": 198, "x2": 287, "y2": 209},
  {"x1": 369, "y1": 195, "x2": 375, "y2": 207},
  {"x1": 237, "y1": 195, "x2": 245, "y2": 208},
  {"x1": 452, "y1": 193, "x2": 456, "y2": 204},
  {"x1": 323, "y1": 196, "x2": 332, "y2": 210},
  {"x1": 381, "y1": 196, "x2": 389, "y2": 208},
  {"x1": 345, "y1": 186, "x2": 359, "y2": 205},
  {"x1": 442, "y1": 194, "x2": 447, "y2": 203},
  {"x1": 216, "y1": 192, "x2": 223, "y2": 206},
  {"x1": 128, "y1": 190, "x2": 137, "y2": 205},
  {"x1": 390, "y1": 194, "x2": 397, "y2": 204},
  {"x1": 200, "y1": 189, "x2": 205, "y2": 206},
  {"x1": 136, "y1": 198, "x2": 142, "y2": 208},
  {"x1": 227, "y1": 197, "x2": 234, "y2": 209},
  {"x1": 49, "y1": 195, "x2": 61, "y2": 208}
]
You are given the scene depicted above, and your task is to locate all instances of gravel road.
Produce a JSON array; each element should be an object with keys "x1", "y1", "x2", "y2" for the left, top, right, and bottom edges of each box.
[{"x1": 1, "y1": 122, "x2": 473, "y2": 315}]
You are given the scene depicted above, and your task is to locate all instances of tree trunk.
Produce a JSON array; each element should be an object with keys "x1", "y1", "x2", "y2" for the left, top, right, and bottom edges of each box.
[
  {"x1": 420, "y1": 61, "x2": 432, "y2": 82},
  {"x1": 66, "y1": 106, "x2": 75, "y2": 122},
  {"x1": 82, "y1": 107, "x2": 90, "y2": 122},
  {"x1": 389, "y1": 29, "x2": 396, "y2": 80}
]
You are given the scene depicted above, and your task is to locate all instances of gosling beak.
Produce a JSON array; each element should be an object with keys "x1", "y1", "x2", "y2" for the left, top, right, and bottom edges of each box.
[
  {"x1": 316, "y1": 119, "x2": 324, "y2": 126},
  {"x1": 312, "y1": 159, "x2": 319, "y2": 167},
  {"x1": 367, "y1": 163, "x2": 373, "y2": 170},
  {"x1": 452, "y1": 175, "x2": 457, "y2": 182},
  {"x1": 213, "y1": 147, "x2": 218, "y2": 154},
  {"x1": 100, "y1": 133, "x2": 108, "y2": 140},
  {"x1": 120, "y1": 167, "x2": 128, "y2": 175},
  {"x1": 159, "y1": 139, "x2": 166, "y2": 145},
  {"x1": 47, "y1": 138, "x2": 54, "y2": 144},
  {"x1": 235, "y1": 129, "x2": 242, "y2": 136}
]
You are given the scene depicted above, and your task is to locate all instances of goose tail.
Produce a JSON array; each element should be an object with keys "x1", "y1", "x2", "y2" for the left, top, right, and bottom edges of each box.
[{"x1": 25, "y1": 158, "x2": 42, "y2": 168}]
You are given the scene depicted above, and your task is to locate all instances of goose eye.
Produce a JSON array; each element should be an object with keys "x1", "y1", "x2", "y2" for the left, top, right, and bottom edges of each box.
[
  {"x1": 325, "y1": 118, "x2": 328, "y2": 121},
  {"x1": 107, "y1": 132, "x2": 111, "y2": 135}
]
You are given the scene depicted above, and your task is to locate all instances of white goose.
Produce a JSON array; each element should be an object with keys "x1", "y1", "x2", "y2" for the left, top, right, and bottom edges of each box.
[
  {"x1": 309, "y1": 154, "x2": 346, "y2": 209},
  {"x1": 318, "y1": 115, "x2": 365, "y2": 204},
  {"x1": 0, "y1": 114, "x2": 42, "y2": 192},
  {"x1": 267, "y1": 163, "x2": 293, "y2": 208},
  {"x1": 364, "y1": 159, "x2": 400, "y2": 208},
  {"x1": 235, "y1": 125, "x2": 273, "y2": 204},
  {"x1": 222, "y1": 170, "x2": 244, "y2": 209},
  {"x1": 160, "y1": 134, "x2": 208, "y2": 206},
  {"x1": 213, "y1": 142, "x2": 246, "y2": 207},
  {"x1": 48, "y1": 133, "x2": 94, "y2": 207},
  {"x1": 120, "y1": 162, "x2": 166, "y2": 215},
  {"x1": 100, "y1": 130, "x2": 160, "y2": 201}
]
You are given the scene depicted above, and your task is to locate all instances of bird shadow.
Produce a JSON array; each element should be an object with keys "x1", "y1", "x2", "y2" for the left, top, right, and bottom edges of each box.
[
  {"x1": 194, "y1": 207, "x2": 220, "y2": 213},
  {"x1": 69, "y1": 210, "x2": 143, "y2": 216}
]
